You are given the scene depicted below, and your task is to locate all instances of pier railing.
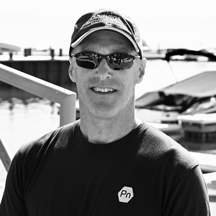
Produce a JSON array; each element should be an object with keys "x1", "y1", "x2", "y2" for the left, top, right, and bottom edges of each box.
[{"x1": 0, "y1": 63, "x2": 76, "y2": 171}]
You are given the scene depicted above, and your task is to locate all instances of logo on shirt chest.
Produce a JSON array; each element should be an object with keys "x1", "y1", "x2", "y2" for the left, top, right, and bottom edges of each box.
[{"x1": 118, "y1": 186, "x2": 134, "y2": 203}]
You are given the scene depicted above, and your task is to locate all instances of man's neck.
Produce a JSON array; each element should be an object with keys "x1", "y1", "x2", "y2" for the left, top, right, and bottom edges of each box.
[{"x1": 79, "y1": 115, "x2": 141, "y2": 144}]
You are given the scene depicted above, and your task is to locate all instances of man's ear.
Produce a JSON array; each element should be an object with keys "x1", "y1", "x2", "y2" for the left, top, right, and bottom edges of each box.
[
  {"x1": 68, "y1": 58, "x2": 76, "y2": 82},
  {"x1": 136, "y1": 58, "x2": 146, "y2": 84}
]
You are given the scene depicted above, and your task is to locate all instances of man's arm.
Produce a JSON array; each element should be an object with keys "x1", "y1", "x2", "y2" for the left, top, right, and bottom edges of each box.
[
  {"x1": 163, "y1": 165, "x2": 211, "y2": 216},
  {"x1": 0, "y1": 152, "x2": 28, "y2": 216}
]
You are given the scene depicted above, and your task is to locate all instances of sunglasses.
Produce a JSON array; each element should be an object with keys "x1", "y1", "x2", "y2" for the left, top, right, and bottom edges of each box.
[{"x1": 71, "y1": 52, "x2": 141, "y2": 70}]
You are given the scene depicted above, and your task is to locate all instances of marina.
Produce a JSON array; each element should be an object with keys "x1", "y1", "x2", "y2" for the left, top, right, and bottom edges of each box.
[
  {"x1": 0, "y1": 52, "x2": 216, "y2": 213},
  {"x1": 1, "y1": 0, "x2": 216, "y2": 213}
]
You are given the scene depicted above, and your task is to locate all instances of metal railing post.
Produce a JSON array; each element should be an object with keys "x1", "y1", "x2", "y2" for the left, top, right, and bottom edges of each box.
[
  {"x1": 0, "y1": 63, "x2": 76, "y2": 126},
  {"x1": 60, "y1": 94, "x2": 77, "y2": 126},
  {"x1": 0, "y1": 138, "x2": 11, "y2": 172},
  {"x1": 0, "y1": 63, "x2": 77, "y2": 171}
]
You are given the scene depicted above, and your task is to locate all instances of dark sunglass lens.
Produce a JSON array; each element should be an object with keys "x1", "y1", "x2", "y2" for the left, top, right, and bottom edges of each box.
[
  {"x1": 75, "y1": 53, "x2": 98, "y2": 69},
  {"x1": 76, "y1": 59, "x2": 96, "y2": 69},
  {"x1": 109, "y1": 54, "x2": 133, "y2": 70}
]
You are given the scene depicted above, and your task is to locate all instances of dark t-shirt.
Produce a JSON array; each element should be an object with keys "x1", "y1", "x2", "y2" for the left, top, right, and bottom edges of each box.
[{"x1": 0, "y1": 121, "x2": 211, "y2": 215}]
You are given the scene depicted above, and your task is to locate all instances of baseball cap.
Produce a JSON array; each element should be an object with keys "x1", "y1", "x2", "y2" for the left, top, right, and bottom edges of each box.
[{"x1": 69, "y1": 9, "x2": 143, "y2": 58}]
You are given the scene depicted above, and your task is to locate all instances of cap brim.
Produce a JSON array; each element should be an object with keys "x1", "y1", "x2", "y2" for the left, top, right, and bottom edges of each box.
[{"x1": 71, "y1": 26, "x2": 140, "y2": 53}]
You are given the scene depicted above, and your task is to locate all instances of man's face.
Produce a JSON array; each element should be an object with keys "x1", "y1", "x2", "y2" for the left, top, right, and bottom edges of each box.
[{"x1": 69, "y1": 30, "x2": 145, "y2": 120}]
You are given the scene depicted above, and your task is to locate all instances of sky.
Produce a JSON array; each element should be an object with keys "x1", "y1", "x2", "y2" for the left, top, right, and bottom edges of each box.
[{"x1": 1, "y1": 0, "x2": 216, "y2": 53}]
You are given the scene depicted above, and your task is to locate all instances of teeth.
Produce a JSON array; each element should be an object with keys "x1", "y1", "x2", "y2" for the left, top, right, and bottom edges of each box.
[{"x1": 93, "y1": 87, "x2": 114, "y2": 93}]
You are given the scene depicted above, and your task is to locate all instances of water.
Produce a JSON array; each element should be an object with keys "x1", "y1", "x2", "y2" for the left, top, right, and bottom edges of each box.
[
  {"x1": 0, "y1": 98, "x2": 60, "y2": 182},
  {"x1": 0, "y1": 59, "x2": 216, "y2": 213}
]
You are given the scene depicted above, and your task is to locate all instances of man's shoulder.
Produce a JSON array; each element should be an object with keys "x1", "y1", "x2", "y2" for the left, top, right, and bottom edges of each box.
[
  {"x1": 17, "y1": 120, "x2": 79, "y2": 158},
  {"x1": 135, "y1": 123, "x2": 201, "y2": 188},
  {"x1": 137, "y1": 122, "x2": 199, "y2": 169},
  {"x1": 9, "y1": 121, "x2": 79, "y2": 179}
]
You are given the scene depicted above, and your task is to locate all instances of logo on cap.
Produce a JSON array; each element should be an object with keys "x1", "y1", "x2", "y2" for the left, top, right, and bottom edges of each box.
[
  {"x1": 118, "y1": 186, "x2": 134, "y2": 203},
  {"x1": 81, "y1": 13, "x2": 129, "y2": 33}
]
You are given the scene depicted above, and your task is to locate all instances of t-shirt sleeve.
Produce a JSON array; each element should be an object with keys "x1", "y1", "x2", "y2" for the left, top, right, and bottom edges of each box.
[
  {"x1": 0, "y1": 151, "x2": 28, "y2": 216},
  {"x1": 0, "y1": 125, "x2": 70, "y2": 216},
  {"x1": 163, "y1": 165, "x2": 211, "y2": 216}
]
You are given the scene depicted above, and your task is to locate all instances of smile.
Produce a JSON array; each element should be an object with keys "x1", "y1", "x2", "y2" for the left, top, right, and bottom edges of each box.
[{"x1": 92, "y1": 87, "x2": 116, "y2": 93}]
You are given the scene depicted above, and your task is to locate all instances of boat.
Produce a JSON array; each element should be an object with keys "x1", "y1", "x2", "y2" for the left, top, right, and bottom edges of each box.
[
  {"x1": 135, "y1": 48, "x2": 216, "y2": 142},
  {"x1": 164, "y1": 48, "x2": 216, "y2": 62},
  {"x1": 0, "y1": 42, "x2": 21, "y2": 53}
]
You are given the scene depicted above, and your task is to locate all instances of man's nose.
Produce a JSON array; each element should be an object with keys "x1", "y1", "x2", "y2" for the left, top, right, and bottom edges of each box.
[{"x1": 95, "y1": 59, "x2": 112, "y2": 80}]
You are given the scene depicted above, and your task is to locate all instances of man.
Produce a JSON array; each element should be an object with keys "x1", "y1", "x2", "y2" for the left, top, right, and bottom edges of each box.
[{"x1": 0, "y1": 9, "x2": 211, "y2": 216}]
